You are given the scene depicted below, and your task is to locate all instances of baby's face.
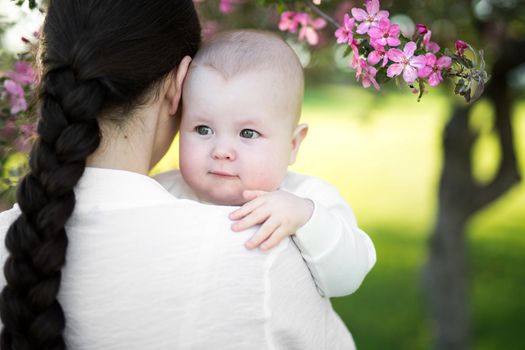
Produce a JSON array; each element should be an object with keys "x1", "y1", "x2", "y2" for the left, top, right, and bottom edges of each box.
[{"x1": 179, "y1": 67, "x2": 298, "y2": 205}]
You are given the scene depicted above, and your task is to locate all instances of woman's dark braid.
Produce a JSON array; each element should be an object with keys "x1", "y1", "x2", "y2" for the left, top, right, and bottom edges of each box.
[
  {"x1": 0, "y1": 66, "x2": 106, "y2": 349},
  {"x1": 0, "y1": 0, "x2": 201, "y2": 348}
]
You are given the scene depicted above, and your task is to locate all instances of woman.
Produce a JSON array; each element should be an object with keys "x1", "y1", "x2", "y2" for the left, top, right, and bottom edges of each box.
[{"x1": 0, "y1": 1, "x2": 370, "y2": 349}]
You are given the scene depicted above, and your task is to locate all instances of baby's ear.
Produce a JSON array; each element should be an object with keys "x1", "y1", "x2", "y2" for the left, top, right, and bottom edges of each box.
[
  {"x1": 166, "y1": 56, "x2": 192, "y2": 116},
  {"x1": 289, "y1": 123, "x2": 308, "y2": 165}
]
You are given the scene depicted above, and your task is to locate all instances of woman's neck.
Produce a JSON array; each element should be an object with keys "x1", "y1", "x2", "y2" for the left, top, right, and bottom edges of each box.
[
  {"x1": 86, "y1": 79, "x2": 180, "y2": 175},
  {"x1": 87, "y1": 107, "x2": 160, "y2": 175},
  {"x1": 86, "y1": 131, "x2": 151, "y2": 175}
]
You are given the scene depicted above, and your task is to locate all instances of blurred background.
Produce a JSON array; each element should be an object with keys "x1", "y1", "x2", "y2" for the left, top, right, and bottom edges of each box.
[{"x1": 1, "y1": 0, "x2": 524, "y2": 349}]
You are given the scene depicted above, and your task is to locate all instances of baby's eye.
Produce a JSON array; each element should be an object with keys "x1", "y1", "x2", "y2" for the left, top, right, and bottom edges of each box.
[
  {"x1": 195, "y1": 125, "x2": 213, "y2": 136},
  {"x1": 240, "y1": 129, "x2": 260, "y2": 139}
]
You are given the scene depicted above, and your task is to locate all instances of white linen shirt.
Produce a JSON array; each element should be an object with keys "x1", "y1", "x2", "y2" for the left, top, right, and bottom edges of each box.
[
  {"x1": 154, "y1": 170, "x2": 377, "y2": 298},
  {"x1": 0, "y1": 167, "x2": 356, "y2": 350}
]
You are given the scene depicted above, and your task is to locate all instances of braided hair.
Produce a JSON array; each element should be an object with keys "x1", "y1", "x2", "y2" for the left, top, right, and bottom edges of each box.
[{"x1": 0, "y1": 1, "x2": 200, "y2": 349}]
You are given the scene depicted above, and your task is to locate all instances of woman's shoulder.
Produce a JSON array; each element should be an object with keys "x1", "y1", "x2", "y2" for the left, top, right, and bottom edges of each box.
[
  {"x1": 70, "y1": 196, "x2": 236, "y2": 233},
  {"x1": 152, "y1": 169, "x2": 182, "y2": 191},
  {"x1": 0, "y1": 206, "x2": 20, "y2": 288},
  {"x1": 0, "y1": 205, "x2": 20, "y2": 232},
  {"x1": 151, "y1": 169, "x2": 203, "y2": 202}
]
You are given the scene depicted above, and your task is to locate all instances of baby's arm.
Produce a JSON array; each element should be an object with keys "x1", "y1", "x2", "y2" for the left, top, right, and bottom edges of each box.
[
  {"x1": 290, "y1": 177, "x2": 376, "y2": 297},
  {"x1": 230, "y1": 174, "x2": 376, "y2": 298}
]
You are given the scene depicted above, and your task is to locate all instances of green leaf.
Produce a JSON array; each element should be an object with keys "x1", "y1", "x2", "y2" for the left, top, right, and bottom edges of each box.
[
  {"x1": 464, "y1": 58, "x2": 474, "y2": 69},
  {"x1": 342, "y1": 44, "x2": 353, "y2": 58},
  {"x1": 463, "y1": 88, "x2": 472, "y2": 103},
  {"x1": 444, "y1": 48, "x2": 453, "y2": 57},
  {"x1": 375, "y1": 68, "x2": 389, "y2": 84},
  {"x1": 417, "y1": 79, "x2": 425, "y2": 102},
  {"x1": 454, "y1": 79, "x2": 465, "y2": 95}
]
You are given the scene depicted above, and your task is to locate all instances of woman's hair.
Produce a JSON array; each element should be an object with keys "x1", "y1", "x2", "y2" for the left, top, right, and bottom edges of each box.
[{"x1": 0, "y1": 1, "x2": 200, "y2": 349}]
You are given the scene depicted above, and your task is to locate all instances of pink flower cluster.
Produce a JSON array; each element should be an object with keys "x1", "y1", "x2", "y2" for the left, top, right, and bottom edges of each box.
[
  {"x1": 1, "y1": 61, "x2": 37, "y2": 153},
  {"x1": 0, "y1": 121, "x2": 36, "y2": 153},
  {"x1": 218, "y1": 0, "x2": 245, "y2": 14},
  {"x1": 2, "y1": 62, "x2": 35, "y2": 114},
  {"x1": 279, "y1": 11, "x2": 327, "y2": 45},
  {"x1": 334, "y1": 0, "x2": 454, "y2": 90}
]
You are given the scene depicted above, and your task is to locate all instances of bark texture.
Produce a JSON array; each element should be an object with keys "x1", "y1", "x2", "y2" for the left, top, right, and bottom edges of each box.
[{"x1": 424, "y1": 38, "x2": 524, "y2": 350}]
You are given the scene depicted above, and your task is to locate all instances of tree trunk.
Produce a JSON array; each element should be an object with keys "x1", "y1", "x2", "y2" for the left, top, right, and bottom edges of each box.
[
  {"x1": 426, "y1": 220, "x2": 470, "y2": 350},
  {"x1": 424, "y1": 38, "x2": 523, "y2": 350},
  {"x1": 424, "y1": 106, "x2": 473, "y2": 350}
]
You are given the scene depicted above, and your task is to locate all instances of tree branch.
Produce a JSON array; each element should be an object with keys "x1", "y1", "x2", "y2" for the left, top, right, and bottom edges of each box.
[
  {"x1": 470, "y1": 86, "x2": 520, "y2": 212},
  {"x1": 469, "y1": 39, "x2": 524, "y2": 213},
  {"x1": 304, "y1": 0, "x2": 340, "y2": 29}
]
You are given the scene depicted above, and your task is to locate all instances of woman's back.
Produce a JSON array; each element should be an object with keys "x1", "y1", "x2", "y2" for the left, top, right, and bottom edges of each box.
[
  {"x1": 0, "y1": 168, "x2": 354, "y2": 349},
  {"x1": 0, "y1": 1, "x2": 358, "y2": 348}
]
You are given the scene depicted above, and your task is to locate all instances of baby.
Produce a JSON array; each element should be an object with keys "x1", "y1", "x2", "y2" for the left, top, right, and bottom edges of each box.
[{"x1": 155, "y1": 30, "x2": 376, "y2": 297}]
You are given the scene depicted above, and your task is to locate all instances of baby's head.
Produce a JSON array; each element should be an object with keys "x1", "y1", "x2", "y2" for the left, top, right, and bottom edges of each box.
[{"x1": 179, "y1": 30, "x2": 307, "y2": 206}]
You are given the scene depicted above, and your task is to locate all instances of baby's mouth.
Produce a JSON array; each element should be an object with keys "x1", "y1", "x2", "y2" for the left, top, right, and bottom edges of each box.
[{"x1": 208, "y1": 170, "x2": 238, "y2": 178}]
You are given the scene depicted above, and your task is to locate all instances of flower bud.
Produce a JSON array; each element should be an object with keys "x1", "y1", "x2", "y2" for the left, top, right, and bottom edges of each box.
[
  {"x1": 416, "y1": 23, "x2": 428, "y2": 35},
  {"x1": 455, "y1": 40, "x2": 468, "y2": 56}
]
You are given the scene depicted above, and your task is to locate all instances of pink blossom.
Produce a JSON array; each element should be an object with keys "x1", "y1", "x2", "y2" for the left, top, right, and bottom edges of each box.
[
  {"x1": 279, "y1": 12, "x2": 327, "y2": 46},
  {"x1": 201, "y1": 20, "x2": 219, "y2": 41},
  {"x1": 6, "y1": 61, "x2": 35, "y2": 85},
  {"x1": 14, "y1": 123, "x2": 36, "y2": 153},
  {"x1": 368, "y1": 19, "x2": 401, "y2": 47},
  {"x1": 367, "y1": 41, "x2": 388, "y2": 67},
  {"x1": 356, "y1": 59, "x2": 380, "y2": 90},
  {"x1": 279, "y1": 11, "x2": 300, "y2": 33},
  {"x1": 218, "y1": 0, "x2": 246, "y2": 14},
  {"x1": 349, "y1": 40, "x2": 361, "y2": 70},
  {"x1": 351, "y1": 0, "x2": 389, "y2": 35},
  {"x1": 298, "y1": 14, "x2": 327, "y2": 46},
  {"x1": 3, "y1": 79, "x2": 28, "y2": 114},
  {"x1": 418, "y1": 53, "x2": 452, "y2": 86},
  {"x1": 335, "y1": 14, "x2": 355, "y2": 44},
  {"x1": 19, "y1": 123, "x2": 36, "y2": 138},
  {"x1": 416, "y1": 23, "x2": 428, "y2": 35},
  {"x1": 313, "y1": 0, "x2": 321, "y2": 4},
  {"x1": 219, "y1": 0, "x2": 235, "y2": 14},
  {"x1": 3, "y1": 80, "x2": 24, "y2": 96},
  {"x1": 455, "y1": 40, "x2": 468, "y2": 56},
  {"x1": 422, "y1": 30, "x2": 440, "y2": 53},
  {"x1": 14, "y1": 135, "x2": 32, "y2": 153},
  {"x1": 386, "y1": 41, "x2": 427, "y2": 83}
]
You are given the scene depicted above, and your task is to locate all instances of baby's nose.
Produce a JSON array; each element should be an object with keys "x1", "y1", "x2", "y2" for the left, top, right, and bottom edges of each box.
[{"x1": 211, "y1": 145, "x2": 236, "y2": 161}]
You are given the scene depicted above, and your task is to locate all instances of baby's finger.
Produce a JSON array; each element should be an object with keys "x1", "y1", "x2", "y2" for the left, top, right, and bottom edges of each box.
[
  {"x1": 232, "y1": 207, "x2": 269, "y2": 232},
  {"x1": 245, "y1": 219, "x2": 280, "y2": 250},
  {"x1": 242, "y1": 190, "x2": 267, "y2": 201},
  {"x1": 229, "y1": 197, "x2": 265, "y2": 220},
  {"x1": 260, "y1": 225, "x2": 289, "y2": 251}
]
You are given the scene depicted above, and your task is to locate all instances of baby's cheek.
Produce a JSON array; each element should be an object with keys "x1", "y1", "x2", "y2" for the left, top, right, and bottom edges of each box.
[
  {"x1": 179, "y1": 151, "x2": 206, "y2": 190},
  {"x1": 245, "y1": 168, "x2": 285, "y2": 192}
]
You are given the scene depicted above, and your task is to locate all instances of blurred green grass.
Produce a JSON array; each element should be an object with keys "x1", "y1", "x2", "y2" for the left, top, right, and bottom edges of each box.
[{"x1": 153, "y1": 85, "x2": 525, "y2": 350}]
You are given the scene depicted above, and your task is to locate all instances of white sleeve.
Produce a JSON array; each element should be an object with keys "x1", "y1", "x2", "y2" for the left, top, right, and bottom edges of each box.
[{"x1": 286, "y1": 175, "x2": 376, "y2": 298}]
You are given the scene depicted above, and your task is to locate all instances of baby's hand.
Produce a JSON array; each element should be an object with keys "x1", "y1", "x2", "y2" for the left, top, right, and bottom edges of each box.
[{"x1": 229, "y1": 190, "x2": 314, "y2": 251}]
